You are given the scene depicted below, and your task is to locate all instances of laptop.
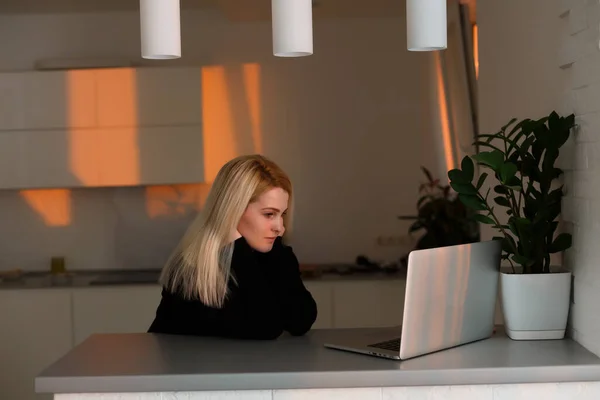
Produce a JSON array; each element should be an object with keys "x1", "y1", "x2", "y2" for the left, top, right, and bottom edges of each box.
[{"x1": 324, "y1": 239, "x2": 502, "y2": 360}]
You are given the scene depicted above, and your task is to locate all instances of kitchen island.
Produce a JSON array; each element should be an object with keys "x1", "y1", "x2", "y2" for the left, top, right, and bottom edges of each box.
[{"x1": 36, "y1": 327, "x2": 600, "y2": 400}]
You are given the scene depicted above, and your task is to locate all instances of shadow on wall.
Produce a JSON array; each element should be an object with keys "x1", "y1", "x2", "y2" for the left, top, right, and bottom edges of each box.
[{"x1": 0, "y1": 63, "x2": 264, "y2": 271}]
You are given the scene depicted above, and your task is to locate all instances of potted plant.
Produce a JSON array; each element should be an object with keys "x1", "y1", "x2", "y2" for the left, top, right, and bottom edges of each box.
[
  {"x1": 447, "y1": 110, "x2": 575, "y2": 340},
  {"x1": 399, "y1": 166, "x2": 480, "y2": 250}
]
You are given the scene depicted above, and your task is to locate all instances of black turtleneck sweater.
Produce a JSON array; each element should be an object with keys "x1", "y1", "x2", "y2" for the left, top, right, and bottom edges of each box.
[{"x1": 147, "y1": 236, "x2": 318, "y2": 340}]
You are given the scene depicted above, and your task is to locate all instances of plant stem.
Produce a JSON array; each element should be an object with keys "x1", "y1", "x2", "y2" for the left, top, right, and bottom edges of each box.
[
  {"x1": 500, "y1": 131, "x2": 521, "y2": 218},
  {"x1": 477, "y1": 192, "x2": 517, "y2": 273}
]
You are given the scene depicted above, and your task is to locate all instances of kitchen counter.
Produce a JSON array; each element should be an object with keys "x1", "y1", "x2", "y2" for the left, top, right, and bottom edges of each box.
[
  {"x1": 0, "y1": 266, "x2": 406, "y2": 290},
  {"x1": 36, "y1": 327, "x2": 600, "y2": 397}
]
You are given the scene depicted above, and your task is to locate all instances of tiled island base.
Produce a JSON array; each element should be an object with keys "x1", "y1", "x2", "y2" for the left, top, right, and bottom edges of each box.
[{"x1": 55, "y1": 382, "x2": 600, "y2": 400}]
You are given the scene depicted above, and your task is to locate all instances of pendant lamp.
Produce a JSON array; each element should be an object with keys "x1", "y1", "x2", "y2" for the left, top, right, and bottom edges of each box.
[
  {"x1": 272, "y1": 0, "x2": 313, "y2": 57},
  {"x1": 407, "y1": 0, "x2": 447, "y2": 51},
  {"x1": 140, "y1": 0, "x2": 181, "y2": 59}
]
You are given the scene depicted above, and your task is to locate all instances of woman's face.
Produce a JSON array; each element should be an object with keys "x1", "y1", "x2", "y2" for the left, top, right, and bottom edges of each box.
[{"x1": 237, "y1": 187, "x2": 289, "y2": 252}]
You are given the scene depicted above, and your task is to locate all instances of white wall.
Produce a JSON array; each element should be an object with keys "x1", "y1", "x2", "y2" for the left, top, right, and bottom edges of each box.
[
  {"x1": 478, "y1": 0, "x2": 600, "y2": 356},
  {"x1": 0, "y1": 10, "x2": 440, "y2": 271}
]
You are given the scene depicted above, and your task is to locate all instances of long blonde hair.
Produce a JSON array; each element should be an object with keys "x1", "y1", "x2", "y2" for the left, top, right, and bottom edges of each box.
[{"x1": 159, "y1": 154, "x2": 294, "y2": 307}]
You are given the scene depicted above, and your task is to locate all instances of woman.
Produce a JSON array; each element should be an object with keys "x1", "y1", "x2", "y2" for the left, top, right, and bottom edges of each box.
[{"x1": 148, "y1": 154, "x2": 318, "y2": 340}]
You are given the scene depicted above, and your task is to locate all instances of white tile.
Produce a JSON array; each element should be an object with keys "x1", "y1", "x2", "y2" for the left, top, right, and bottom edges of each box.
[
  {"x1": 572, "y1": 25, "x2": 599, "y2": 60},
  {"x1": 55, "y1": 394, "x2": 162, "y2": 400},
  {"x1": 572, "y1": 54, "x2": 600, "y2": 89},
  {"x1": 492, "y1": 382, "x2": 600, "y2": 400},
  {"x1": 382, "y1": 385, "x2": 493, "y2": 400},
  {"x1": 569, "y1": 4, "x2": 588, "y2": 35},
  {"x1": 574, "y1": 83, "x2": 600, "y2": 115},
  {"x1": 161, "y1": 392, "x2": 190, "y2": 400},
  {"x1": 273, "y1": 388, "x2": 380, "y2": 400},
  {"x1": 575, "y1": 112, "x2": 600, "y2": 143},
  {"x1": 186, "y1": 391, "x2": 272, "y2": 400}
]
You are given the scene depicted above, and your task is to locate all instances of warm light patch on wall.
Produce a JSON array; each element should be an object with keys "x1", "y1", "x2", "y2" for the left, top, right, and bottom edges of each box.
[
  {"x1": 144, "y1": 184, "x2": 209, "y2": 219},
  {"x1": 67, "y1": 70, "x2": 99, "y2": 185},
  {"x1": 434, "y1": 52, "x2": 456, "y2": 171},
  {"x1": 242, "y1": 63, "x2": 263, "y2": 154},
  {"x1": 20, "y1": 189, "x2": 71, "y2": 227},
  {"x1": 473, "y1": 24, "x2": 479, "y2": 80},
  {"x1": 96, "y1": 68, "x2": 140, "y2": 185},
  {"x1": 201, "y1": 65, "x2": 238, "y2": 182}
]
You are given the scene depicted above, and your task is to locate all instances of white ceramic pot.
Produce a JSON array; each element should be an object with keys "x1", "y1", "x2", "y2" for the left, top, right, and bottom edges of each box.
[{"x1": 500, "y1": 271, "x2": 572, "y2": 340}]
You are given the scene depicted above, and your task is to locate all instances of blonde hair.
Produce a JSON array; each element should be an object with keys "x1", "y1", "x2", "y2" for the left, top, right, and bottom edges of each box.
[{"x1": 159, "y1": 154, "x2": 294, "y2": 307}]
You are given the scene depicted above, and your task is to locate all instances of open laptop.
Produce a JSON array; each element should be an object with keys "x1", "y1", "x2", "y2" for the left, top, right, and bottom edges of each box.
[{"x1": 324, "y1": 239, "x2": 502, "y2": 360}]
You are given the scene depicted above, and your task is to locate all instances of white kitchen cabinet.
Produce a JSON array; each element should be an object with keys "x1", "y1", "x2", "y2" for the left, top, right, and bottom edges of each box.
[
  {"x1": 332, "y1": 279, "x2": 406, "y2": 328},
  {"x1": 0, "y1": 70, "x2": 96, "y2": 131},
  {"x1": 96, "y1": 67, "x2": 202, "y2": 128},
  {"x1": 0, "y1": 131, "x2": 26, "y2": 187},
  {"x1": 3, "y1": 128, "x2": 100, "y2": 189},
  {"x1": 23, "y1": 70, "x2": 97, "y2": 130},
  {"x1": 0, "y1": 67, "x2": 205, "y2": 189},
  {"x1": 0, "y1": 73, "x2": 26, "y2": 130},
  {"x1": 98, "y1": 125, "x2": 205, "y2": 187},
  {"x1": 21, "y1": 129, "x2": 87, "y2": 188},
  {"x1": 72, "y1": 285, "x2": 163, "y2": 346},
  {"x1": 0, "y1": 289, "x2": 73, "y2": 400}
]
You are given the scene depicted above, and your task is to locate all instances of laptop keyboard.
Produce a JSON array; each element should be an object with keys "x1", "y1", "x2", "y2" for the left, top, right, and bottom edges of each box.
[{"x1": 368, "y1": 338, "x2": 401, "y2": 352}]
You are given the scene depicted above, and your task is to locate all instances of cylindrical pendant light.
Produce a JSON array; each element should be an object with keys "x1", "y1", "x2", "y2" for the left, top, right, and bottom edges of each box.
[
  {"x1": 406, "y1": 0, "x2": 447, "y2": 51},
  {"x1": 272, "y1": 0, "x2": 313, "y2": 57},
  {"x1": 140, "y1": 0, "x2": 181, "y2": 59}
]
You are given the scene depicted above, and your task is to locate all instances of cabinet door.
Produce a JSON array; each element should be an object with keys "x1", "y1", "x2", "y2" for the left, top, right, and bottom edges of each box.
[
  {"x1": 21, "y1": 129, "x2": 98, "y2": 188},
  {"x1": 22, "y1": 70, "x2": 96, "y2": 130},
  {"x1": 97, "y1": 125, "x2": 205, "y2": 186},
  {"x1": 332, "y1": 280, "x2": 406, "y2": 328},
  {"x1": 96, "y1": 67, "x2": 202, "y2": 128},
  {"x1": 72, "y1": 286, "x2": 162, "y2": 346},
  {"x1": 0, "y1": 72, "x2": 25, "y2": 130},
  {"x1": 304, "y1": 281, "x2": 333, "y2": 329},
  {"x1": 0, "y1": 289, "x2": 73, "y2": 400},
  {"x1": 0, "y1": 131, "x2": 26, "y2": 187}
]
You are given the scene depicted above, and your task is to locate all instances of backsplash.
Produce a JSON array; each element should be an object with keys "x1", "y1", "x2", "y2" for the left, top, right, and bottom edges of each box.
[{"x1": 0, "y1": 184, "x2": 209, "y2": 272}]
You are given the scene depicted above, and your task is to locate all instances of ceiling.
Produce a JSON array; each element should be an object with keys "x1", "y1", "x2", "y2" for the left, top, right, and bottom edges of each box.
[
  {"x1": 219, "y1": 0, "x2": 405, "y2": 22},
  {"x1": 0, "y1": 0, "x2": 216, "y2": 14},
  {"x1": 0, "y1": 0, "x2": 475, "y2": 23}
]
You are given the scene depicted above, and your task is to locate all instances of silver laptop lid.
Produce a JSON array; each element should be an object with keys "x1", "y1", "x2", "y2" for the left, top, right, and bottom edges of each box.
[{"x1": 399, "y1": 240, "x2": 501, "y2": 359}]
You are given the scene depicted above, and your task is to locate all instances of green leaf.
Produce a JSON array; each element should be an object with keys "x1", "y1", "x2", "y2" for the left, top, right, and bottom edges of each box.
[
  {"x1": 476, "y1": 173, "x2": 488, "y2": 190},
  {"x1": 473, "y1": 213, "x2": 495, "y2": 224},
  {"x1": 409, "y1": 221, "x2": 424, "y2": 233},
  {"x1": 501, "y1": 117, "x2": 518, "y2": 133},
  {"x1": 494, "y1": 196, "x2": 511, "y2": 207},
  {"x1": 549, "y1": 233, "x2": 573, "y2": 253},
  {"x1": 450, "y1": 182, "x2": 478, "y2": 195},
  {"x1": 508, "y1": 220, "x2": 519, "y2": 237},
  {"x1": 500, "y1": 162, "x2": 518, "y2": 183},
  {"x1": 458, "y1": 194, "x2": 487, "y2": 211},
  {"x1": 461, "y1": 156, "x2": 475, "y2": 182},
  {"x1": 505, "y1": 176, "x2": 522, "y2": 191},
  {"x1": 494, "y1": 185, "x2": 509, "y2": 195},
  {"x1": 473, "y1": 141, "x2": 504, "y2": 154},
  {"x1": 477, "y1": 133, "x2": 503, "y2": 144},
  {"x1": 472, "y1": 150, "x2": 504, "y2": 171},
  {"x1": 448, "y1": 168, "x2": 470, "y2": 184}
]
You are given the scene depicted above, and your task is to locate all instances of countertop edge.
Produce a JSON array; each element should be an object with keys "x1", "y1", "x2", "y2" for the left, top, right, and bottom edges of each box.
[{"x1": 35, "y1": 366, "x2": 600, "y2": 394}]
